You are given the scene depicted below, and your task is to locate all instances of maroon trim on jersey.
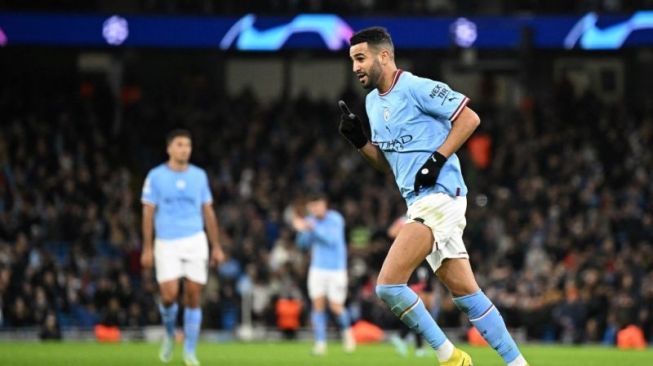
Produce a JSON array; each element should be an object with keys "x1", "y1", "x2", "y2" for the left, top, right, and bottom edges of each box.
[
  {"x1": 379, "y1": 69, "x2": 403, "y2": 96},
  {"x1": 450, "y1": 96, "x2": 470, "y2": 121}
]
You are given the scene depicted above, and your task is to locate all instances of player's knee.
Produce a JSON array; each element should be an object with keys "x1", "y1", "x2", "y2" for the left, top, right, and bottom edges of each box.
[
  {"x1": 183, "y1": 293, "x2": 200, "y2": 308},
  {"x1": 376, "y1": 271, "x2": 398, "y2": 286},
  {"x1": 160, "y1": 296, "x2": 177, "y2": 307},
  {"x1": 328, "y1": 303, "x2": 343, "y2": 314},
  {"x1": 375, "y1": 284, "x2": 402, "y2": 304},
  {"x1": 450, "y1": 285, "x2": 480, "y2": 298}
]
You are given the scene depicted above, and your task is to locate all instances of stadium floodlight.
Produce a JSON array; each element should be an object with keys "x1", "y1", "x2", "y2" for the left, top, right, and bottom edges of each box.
[
  {"x1": 450, "y1": 17, "x2": 477, "y2": 48},
  {"x1": 102, "y1": 15, "x2": 129, "y2": 46}
]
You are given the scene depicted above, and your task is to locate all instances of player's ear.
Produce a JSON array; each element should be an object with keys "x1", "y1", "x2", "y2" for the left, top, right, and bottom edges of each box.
[{"x1": 380, "y1": 49, "x2": 390, "y2": 65}]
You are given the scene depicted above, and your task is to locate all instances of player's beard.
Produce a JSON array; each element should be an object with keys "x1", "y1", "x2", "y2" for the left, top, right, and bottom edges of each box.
[
  {"x1": 171, "y1": 154, "x2": 190, "y2": 168},
  {"x1": 362, "y1": 59, "x2": 382, "y2": 90}
]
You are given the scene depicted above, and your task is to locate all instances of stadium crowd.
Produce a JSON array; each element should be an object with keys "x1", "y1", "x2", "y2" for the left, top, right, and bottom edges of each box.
[{"x1": 0, "y1": 65, "x2": 652, "y2": 345}]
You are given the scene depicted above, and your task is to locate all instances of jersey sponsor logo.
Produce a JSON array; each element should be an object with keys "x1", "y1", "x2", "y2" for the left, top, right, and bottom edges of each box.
[
  {"x1": 429, "y1": 84, "x2": 458, "y2": 105},
  {"x1": 163, "y1": 196, "x2": 195, "y2": 205},
  {"x1": 372, "y1": 135, "x2": 413, "y2": 151}
]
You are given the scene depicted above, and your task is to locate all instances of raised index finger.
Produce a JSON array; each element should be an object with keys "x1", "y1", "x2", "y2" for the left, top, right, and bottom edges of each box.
[{"x1": 338, "y1": 100, "x2": 355, "y2": 118}]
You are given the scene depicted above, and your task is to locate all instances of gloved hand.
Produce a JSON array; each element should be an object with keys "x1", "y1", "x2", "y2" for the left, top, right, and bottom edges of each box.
[
  {"x1": 337, "y1": 100, "x2": 368, "y2": 149},
  {"x1": 414, "y1": 151, "x2": 447, "y2": 195}
]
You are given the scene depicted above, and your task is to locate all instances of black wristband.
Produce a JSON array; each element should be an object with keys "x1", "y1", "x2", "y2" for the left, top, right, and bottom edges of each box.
[{"x1": 430, "y1": 151, "x2": 447, "y2": 167}]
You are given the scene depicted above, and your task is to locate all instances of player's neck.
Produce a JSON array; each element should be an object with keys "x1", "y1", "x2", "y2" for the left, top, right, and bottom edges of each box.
[
  {"x1": 377, "y1": 67, "x2": 399, "y2": 94},
  {"x1": 167, "y1": 160, "x2": 189, "y2": 171}
]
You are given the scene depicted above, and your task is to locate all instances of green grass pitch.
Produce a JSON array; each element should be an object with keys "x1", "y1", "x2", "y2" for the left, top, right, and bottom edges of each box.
[{"x1": 0, "y1": 341, "x2": 651, "y2": 365}]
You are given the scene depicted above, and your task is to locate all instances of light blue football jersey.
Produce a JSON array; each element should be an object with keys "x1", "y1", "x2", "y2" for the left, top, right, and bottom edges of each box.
[
  {"x1": 296, "y1": 210, "x2": 347, "y2": 271},
  {"x1": 141, "y1": 164, "x2": 213, "y2": 240},
  {"x1": 365, "y1": 70, "x2": 470, "y2": 206}
]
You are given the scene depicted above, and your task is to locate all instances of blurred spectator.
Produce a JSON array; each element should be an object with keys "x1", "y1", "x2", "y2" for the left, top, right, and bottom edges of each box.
[{"x1": 39, "y1": 311, "x2": 62, "y2": 340}]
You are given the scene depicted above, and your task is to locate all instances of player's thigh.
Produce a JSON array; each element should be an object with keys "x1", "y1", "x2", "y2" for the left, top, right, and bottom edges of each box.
[
  {"x1": 307, "y1": 269, "x2": 328, "y2": 303},
  {"x1": 326, "y1": 271, "x2": 348, "y2": 307},
  {"x1": 154, "y1": 240, "x2": 184, "y2": 285},
  {"x1": 377, "y1": 222, "x2": 433, "y2": 285},
  {"x1": 180, "y1": 232, "x2": 209, "y2": 286},
  {"x1": 312, "y1": 296, "x2": 326, "y2": 312},
  {"x1": 435, "y1": 258, "x2": 479, "y2": 297}
]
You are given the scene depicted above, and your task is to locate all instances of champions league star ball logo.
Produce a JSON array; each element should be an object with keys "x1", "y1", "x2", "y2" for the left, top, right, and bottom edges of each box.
[
  {"x1": 102, "y1": 15, "x2": 129, "y2": 46},
  {"x1": 383, "y1": 107, "x2": 390, "y2": 122}
]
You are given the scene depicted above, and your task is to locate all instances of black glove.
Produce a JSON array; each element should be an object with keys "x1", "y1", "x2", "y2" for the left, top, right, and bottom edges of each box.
[
  {"x1": 337, "y1": 100, "x2": 368, "y2": 149},
  {"x1": 414, "y1": 151, "x2": 447, "y2": 195}
]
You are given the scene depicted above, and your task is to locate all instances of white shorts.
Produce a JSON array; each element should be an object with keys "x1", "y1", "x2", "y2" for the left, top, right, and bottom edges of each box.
[
  {"x1": 154, "y1": 231, "x2": 209, "y2": 285},
  {"x1": 307, "y1": 268, "x2": 348, "y2": 304},
  {"x1": 405, "y1": 193, "x2": 468, "y2": 273}
]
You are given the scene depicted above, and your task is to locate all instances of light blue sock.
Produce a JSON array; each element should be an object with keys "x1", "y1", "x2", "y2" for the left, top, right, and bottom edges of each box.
[
  {"x1": 336, "y1": 310, "x2": 351, "y2": 330},
  {"x1": 376, "y1": 284, "x2": 448, "y2": 350},
  {"x1": 454, "y1": 290, "x2": 521, "y2": 363},
  {"x1": 311, "y1": 310, "x2": 327, "y2": 343},
  {"x1": 159, "y1": 303, "x2": 178, "y2": 339},
  {"x1": 183, "y1": 307, "x2": 202, "y2": 356}
]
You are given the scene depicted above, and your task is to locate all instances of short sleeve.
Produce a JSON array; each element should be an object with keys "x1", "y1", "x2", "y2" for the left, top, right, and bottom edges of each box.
[
  {"x1": 141, "y1": 171, "x2": 158, "y2": 206},
  {"x1": 201, "y1": 171, "x2": 213, "y2": 205},
  {"x1": 410, "y1": 77, "x2": 470, "y2": 121}
]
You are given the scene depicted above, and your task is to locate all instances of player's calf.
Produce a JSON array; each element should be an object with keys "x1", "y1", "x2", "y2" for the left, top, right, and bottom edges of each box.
[
  {"x1": 183, "y1": 307, "x2": 202, "y2": 360},
  {"x1": 453, "y1": 290, "x2": 528, "y2": 366},
  {"x1": 375, "y1": 284, "x2": 455, "y2": 362},
  {"x1": 310, "y1": 310, "x2": 328, "y2": 355},
  {"x1": 335, "y1": 310, "x2": 356, "y2": 353}
]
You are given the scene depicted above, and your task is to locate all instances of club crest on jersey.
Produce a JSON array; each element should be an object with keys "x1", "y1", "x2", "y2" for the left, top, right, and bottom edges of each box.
[
  {"x1": 176, "y1": 179, "x2": 186, "y2": 190},
  {"x1": 383, "y1": 107, "x2": 390, "y2": 122}
]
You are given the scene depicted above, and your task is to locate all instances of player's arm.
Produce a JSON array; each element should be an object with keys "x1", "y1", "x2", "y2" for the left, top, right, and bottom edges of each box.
[
  {"x1": 337, "y1": 100, "x2": 391, "y2": 173},
  {"x1": 292, "y1": 210, "x2": 314, "y2": 248},
  {"x1": 203, "y1": 203, "x2": 225, "y2": 266},
  {"x1": 306, "y1": 214, "x2": 344, "y2": 246},
  {"x1": 436, "y1": 106, "x2": 480, "y2": 157},
  {"x1": 414, "y1": 106, "x2": 480, "y2": 194},
  {"x1": 358, "y1": 142, "x2": 391, "y2": 173},
  {"x1": 295, "y1": 230, "x2": 314, "y2": 249},
  {"x1": 200, "y1": 171, "x2": 224, "y2": 266},
  {"x1": 309, "y1": 222, "x2": 337, "y2": 246},
  {"x1": 141, "y1": 173, "x2": 158, "y2": 269},
  {"x1": 294, "y1": 220, "x2": 316, "y2": 249},
  {"x1": 141, "y1": 203, "x2": 155, "y2": 269}
]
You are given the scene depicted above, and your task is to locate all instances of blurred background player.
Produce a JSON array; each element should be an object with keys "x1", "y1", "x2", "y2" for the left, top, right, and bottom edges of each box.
[
  {"x1": 140, "y1": 129, "x2": 225, "y2": 366},
  {"x1": 291, "y1": 192, "x2": 355, "y2": 355},
  {"x1": 387, "y1": 216, "x2": 434, "y2": 357},
  {"x1": 338, "y1": 27, "x2": 528, "y2": 365}
]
